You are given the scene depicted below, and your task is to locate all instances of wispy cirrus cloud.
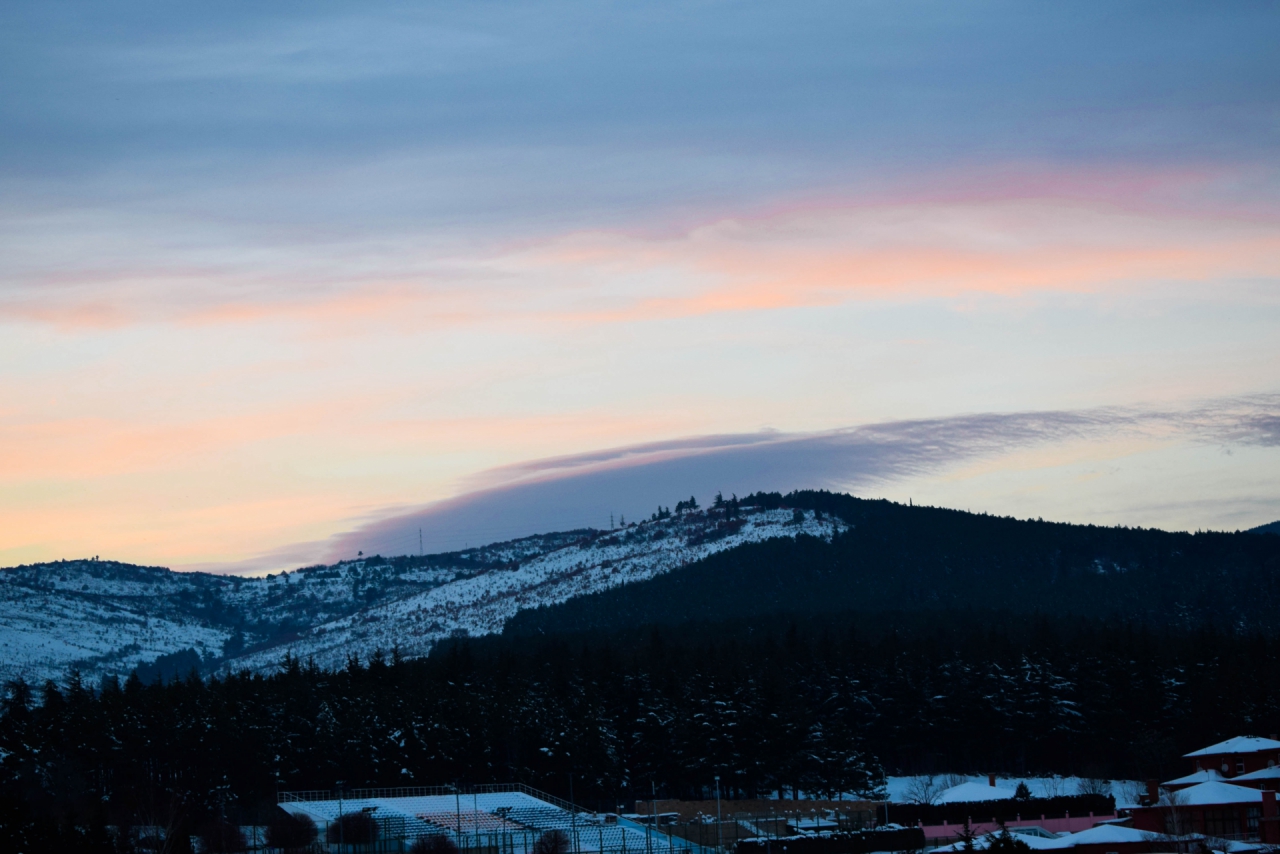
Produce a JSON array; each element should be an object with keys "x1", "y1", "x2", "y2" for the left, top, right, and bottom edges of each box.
[{"x1": 310, "y1": 394, "x2": 1280, "y2": 569}]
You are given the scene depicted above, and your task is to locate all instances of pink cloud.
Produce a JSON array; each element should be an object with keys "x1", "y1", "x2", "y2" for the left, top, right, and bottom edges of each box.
[{"x1": 4, "y1": 165, "x2": 1276, "y2": 332}]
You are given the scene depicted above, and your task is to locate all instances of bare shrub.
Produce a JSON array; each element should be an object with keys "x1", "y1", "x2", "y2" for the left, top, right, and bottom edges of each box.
[
  {"x1": 1117, "y1": 780, "x2": 1146, "y2": 807},
  {"x1": 532, "y1": 829, "x2": 571, "y2": 854},
  {"x1": 266, "y1": 811, "x2": 318, "y2": 852},
  {"x1": 1076, "y1": 778, "x2": 1111, "y2": 797},
  {"x1": 326, "y1": 812, "x2": 380, "y2": 845},
  {"x1": 410, "y1": 834, "x2": 461, "y2": 854},
  {"x1": 1159, "y1": 787, "x2": 1191, "y2": 837},
  {"x1": 200, "y1": 820, "x2": 247, "y2": 853},
  {"x1": 902, "y1": 775, "x2": 944, "y2": 805}
]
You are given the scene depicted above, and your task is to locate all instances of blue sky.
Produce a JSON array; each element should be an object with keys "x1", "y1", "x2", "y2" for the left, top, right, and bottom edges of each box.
[{"x1": 2, "y1": 1, "x2": 1278, "y2": 571}]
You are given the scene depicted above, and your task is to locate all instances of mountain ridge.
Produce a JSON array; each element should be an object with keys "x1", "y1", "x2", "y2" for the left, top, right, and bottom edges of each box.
[
  {"x1": 0, "y1": 502, "x2": 841, "y2": 682},
  {"x1": 7, "y1": 490, "x2": 1279, "y2": 685},
  {"x1": 506, "y1": 490, "x2": 1280, "y2": 637}
]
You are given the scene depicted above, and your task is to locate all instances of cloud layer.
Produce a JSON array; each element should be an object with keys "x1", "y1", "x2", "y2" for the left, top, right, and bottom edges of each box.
[
  {"x1": 322, "y1": 395, "x2": 1280, "y2": 565},
  {"x1": 1, "y1": 2, "x2": 1278, "y2": 571}
]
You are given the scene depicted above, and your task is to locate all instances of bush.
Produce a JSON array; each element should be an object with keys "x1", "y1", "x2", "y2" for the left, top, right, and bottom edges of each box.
[
  {"x1": 266, "y1": 811, "x2": 319, "y2": 851},
  {"x1": 532, "y1": 830, "x2": 570, "y2": 854},
  {"x1": 410, "y1": 834, "x2": 461, "y2": 854},
  {"x1": 326, "y1": 812, "x2": 380, "y2": 845},
  {"x1": 200, "y1": 820, "x2": 247, "y2": 853}
]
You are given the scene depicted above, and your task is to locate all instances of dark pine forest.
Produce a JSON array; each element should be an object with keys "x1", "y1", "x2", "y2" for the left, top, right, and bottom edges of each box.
[{"x1": 3, "y1": 491, "x2": 1280, "y2": 851}]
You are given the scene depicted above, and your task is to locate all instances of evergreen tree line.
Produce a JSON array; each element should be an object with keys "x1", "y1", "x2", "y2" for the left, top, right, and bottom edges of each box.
[
  {"x1": 4, "y1": 490, "x2": 1278, "y2": 850},
  {"x1": 509, "y1": 491, "x2": 1280, "y2": 637},
  {"x1": 4, "y1": 614, "x2": 1280, "y2": 850}
]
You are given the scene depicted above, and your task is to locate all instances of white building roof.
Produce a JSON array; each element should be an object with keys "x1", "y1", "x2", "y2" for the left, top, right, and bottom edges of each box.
[
  {"x1": 1057, "y1": 824, "x2": 1153, "y2": 845},
  {"x1": 936, "y1": 782, "x2": 1020, "y2": 804},
  {"x1": 1169, "y1": 781, "x2": 1263, "y2": 806},
  {"x1": 1184, "y1": 737, "x2": 1280, "y2": 758},
  {"x1": 1163, "y1": 769, "x2": 1225, "y2": 787},
  {"x1": 1234, "y1": 766, "x2": 1280, "y2": 782}
]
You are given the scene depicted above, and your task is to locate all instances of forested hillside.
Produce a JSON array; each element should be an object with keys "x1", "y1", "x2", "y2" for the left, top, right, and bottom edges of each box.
[
  {"x1": 4, "y1": 491, "x2": 1280, "y2": 850},
  {"x1": 4, "y1": 615, "x2": 1279, "y2": 850},
  {"x1": 0, "y1": 508, "x2": 840, "y2": 682},
  {"x1": 507, "y1": 490, "x2": 1280, "y2": 635}
]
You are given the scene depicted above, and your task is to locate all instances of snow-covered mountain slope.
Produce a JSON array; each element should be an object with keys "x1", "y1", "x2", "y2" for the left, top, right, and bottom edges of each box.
[
  {"x1": 0, "y1": 561, "x2": 239, "y2": 683},
  {"x1": 0, "y1": 505, "x2": 845, "y2": 683},
  {"x1": 232, "y1": 506, "x2": 844, "y2": 671}
]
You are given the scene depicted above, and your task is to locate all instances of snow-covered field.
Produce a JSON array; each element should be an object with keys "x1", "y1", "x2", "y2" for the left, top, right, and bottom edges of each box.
[{"x1": 0, "y1": 505, "x2": 844, "y2": 683}]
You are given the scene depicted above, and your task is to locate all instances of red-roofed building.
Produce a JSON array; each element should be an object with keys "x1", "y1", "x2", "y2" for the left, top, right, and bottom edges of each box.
[
  {"x1": 1130, "y1": 781, "x2": 1278, "y2": 843},
  {"x1": 1184, "y1": 737, "x2": 1280, "y2": 779}
]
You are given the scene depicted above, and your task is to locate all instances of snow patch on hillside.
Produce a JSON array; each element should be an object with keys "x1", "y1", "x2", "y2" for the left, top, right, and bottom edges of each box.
[
  {"x1": 232, "y1": 508, "x2": 843, "y2": 670},
  {"x1": 0, "y1": 505, "x2": 845, "y2": 682}
]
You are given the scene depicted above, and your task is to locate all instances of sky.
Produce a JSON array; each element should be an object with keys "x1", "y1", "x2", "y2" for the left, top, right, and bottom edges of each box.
[{"x1": 2, "y1": 1, "x2": 1279, "y2": 572}]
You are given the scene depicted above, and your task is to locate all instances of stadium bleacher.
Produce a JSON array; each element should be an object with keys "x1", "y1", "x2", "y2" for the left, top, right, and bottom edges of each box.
[{"x1": 278, "y1": 787, "x2": 707, "y2": 854}]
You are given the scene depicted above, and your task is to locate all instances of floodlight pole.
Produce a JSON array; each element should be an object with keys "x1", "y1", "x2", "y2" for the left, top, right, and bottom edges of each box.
[
  {"x1": 570, "y1": 773, "x2": 579, "y2": 854},
  {"x1": 337, "y1": 780, "x2": 346, "y2": 851},
  {"x1": 715, "y1": 776, "x2": 722, "y2": 853},
  {"x1": 651, "y1": 780, "x2": 658, "y2": 852}
]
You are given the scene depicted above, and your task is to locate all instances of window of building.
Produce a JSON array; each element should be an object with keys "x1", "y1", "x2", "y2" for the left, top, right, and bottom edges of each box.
[
  {"x1": 1247, "y1": 806, "x2": 1261, "y2": 834},
  {"x1": 1237, "y1": 762, "x2": 1246, "y2": 773},
  {"x1": 1202, "y1": 808, "x2": 1240, "y2": 838}
]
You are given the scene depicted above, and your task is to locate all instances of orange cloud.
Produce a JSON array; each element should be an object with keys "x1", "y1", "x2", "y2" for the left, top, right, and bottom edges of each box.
[
  {"x1": 518, "y1": 197, "x2": 1280, "y2": 324},
  {"x1": 5, "y1": 168, "x2": 1277, "y2": 332}
]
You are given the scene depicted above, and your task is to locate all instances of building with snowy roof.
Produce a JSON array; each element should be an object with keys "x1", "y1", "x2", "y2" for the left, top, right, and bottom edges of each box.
[
  {"x1": 934, "y1": 822, "x2": 1263, "y2": 854},
  {"x1": 1184, "y1": 737, "x2": 1280, "y2": 779},
  {"x1": 1161, "y1": 769, "x2": 1226, "y2": 790},
  {"x1": 1232, "y1": 767, "x2": 1280, "y2": 788},
  {"x1": 277, "y1": 784, "x2": 715, "y2": 854},
  {"x1": 1130, "y1": 781, "x2": 1279, "y2": 843},
  {"x1": 936, "y1": 778, "x2": 1019, "y2": 804}
]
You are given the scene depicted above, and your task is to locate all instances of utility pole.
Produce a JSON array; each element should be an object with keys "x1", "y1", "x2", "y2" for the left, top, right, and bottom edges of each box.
[
  {"x1": 420, "y1": 528, "x2": 423, "y2": 556},
  {"x1": 336, "y1": 780, "x2": 345, "y2": 851},
  {"x1": 650, "y1": 781, "x2": 658, "y2": 854},
  {"x1": 714, "y1": 776, "x2": 722, "y2": 852},
  {"x1": 569, "y1": 774, "x2": 579, "y2": 854}
]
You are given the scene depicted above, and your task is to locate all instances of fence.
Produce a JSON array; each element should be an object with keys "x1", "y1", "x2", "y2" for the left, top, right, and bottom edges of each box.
[
  {"x1": 884, "y1": 795, "x2": 1114, "y2": 828},
  {"x1": 280, "y1": 783, "x2": 581, "y2": 814},
  {"x1": 653, "y1": 809, "x2": 877, "y2": 853},
  {"x1": 277, "y1": 785, "x2": 715, "y2": 854},
  {"x1": 274, "y1": 787, "x2": 905, "y2": 854},
  {"x1": 298, "y1": 819, "x2": 713, "y2": 854}
]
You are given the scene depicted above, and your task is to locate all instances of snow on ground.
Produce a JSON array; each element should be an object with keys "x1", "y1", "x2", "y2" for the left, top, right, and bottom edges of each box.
[
  {"x1": 231, "y1": 507, "x2": 845, "y2": 671},
  {"x1": 0, "y1": 567, "x2": 232, "y2": 683},
  {"x1": 884, "y1": 776, "x2": 1144, "y2": 809},
  {"x1": 0, "y1": 505, "x2": 844, "y2": 682}
]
